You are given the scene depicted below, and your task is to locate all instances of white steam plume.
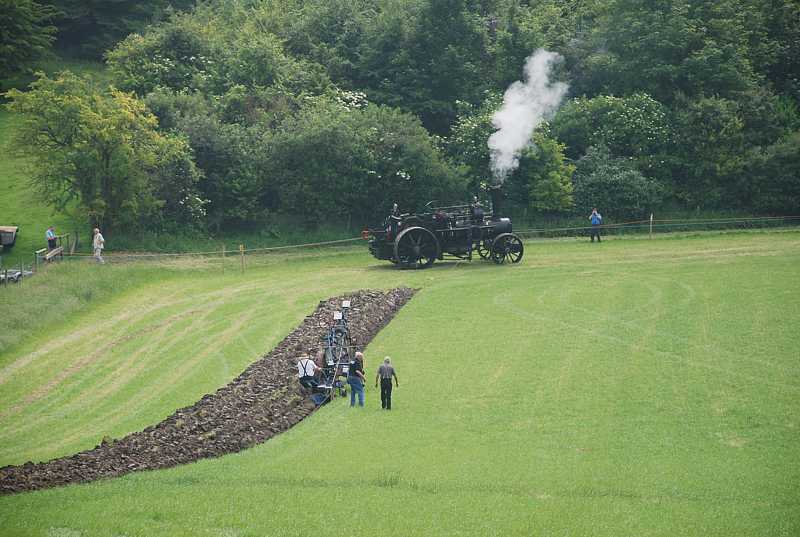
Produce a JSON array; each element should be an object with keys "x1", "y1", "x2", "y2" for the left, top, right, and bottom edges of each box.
[{"x1": 488, "y1": 49, "x2": 568, "y2": 183}]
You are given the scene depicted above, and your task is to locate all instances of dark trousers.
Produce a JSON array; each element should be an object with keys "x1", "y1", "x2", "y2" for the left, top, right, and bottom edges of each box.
[
  {"x1": 380, "y1": 378, "x2": 393, "y2": 409},
  {"x1": 299, "y1": 376, "x2": 318, "y2": 389},
  {"x1": 590, "y1": 224, "x2": 601, "y2": 242},
  {"x1": 48, "y1": 238, "x2": 57, "y2": 250}
]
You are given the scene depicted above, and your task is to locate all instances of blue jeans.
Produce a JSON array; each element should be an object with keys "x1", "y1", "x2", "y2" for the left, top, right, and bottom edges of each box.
[{"x1": 348, "y1": 378, "x2": 364, "y2": 407}]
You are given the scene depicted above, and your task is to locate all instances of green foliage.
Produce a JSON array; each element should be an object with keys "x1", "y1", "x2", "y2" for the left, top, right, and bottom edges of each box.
[
  {"x1": 4, "y1": 72, "x2": 203, "y2": 231},
  {"x1": 574, "y1": 0, "x2": 761, "y2": 102},
  {"x1": 740, "y1": 132, "x2": 800, "y2": 213},
  {"x1": 145, "y1": 89, "x2": 271, "y2": 228},
  {"x1": 0, "y1": 0, "x2": 56, "y2": 77},
  {"x1": 7, "y1": 0, "x2": 799, "y2": 235},
  {"x1": 446, "y1": 93, "x2": 502, "y2": 187},
  {"x1": 42, "y1": 0, "x2": 194, "y2": 58},
  {"x1": 356, "y1": 0, "x2": 493, "y2": 134},
  {"x1": 107, "y1": 6, "x2": 330, "y2": 97},
  {"x1": 106, "y1": 15, "x2": 215, "y2": 95},
  {"x1": 267, "y1": 98, "x2": 467, "y2": 224},
  {"x1": 510, "y1": 133, "x2": 574, "y2": 213},
  {"x1": 449, "y1": 97, "x2": 574, "y2": 214},
  {"x1": 671, "y1": 96, "x2": 746, "y2": 207},
  {"x1": 573, "y1": 146, "x2": 663, "y2": 217},
  {"x1": 551, "y1": 93, "x2": 671, "y2": 161}
]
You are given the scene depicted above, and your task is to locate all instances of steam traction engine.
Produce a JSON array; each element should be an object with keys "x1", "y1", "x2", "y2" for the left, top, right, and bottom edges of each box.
[{"x1": 364, "y1": 190, "x2": 524, "y2": 269}]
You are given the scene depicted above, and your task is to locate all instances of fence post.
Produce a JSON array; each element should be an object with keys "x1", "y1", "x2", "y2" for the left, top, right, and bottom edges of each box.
[
  {"x1": 221, "y1": 244, "x2": 225, "y2": 275},
  {"x1": 239, "y1": 244, "x2": 245, "y2": 274},
  {"x1": 649, "y1": 213, "x2": 654, "y2": 239}
]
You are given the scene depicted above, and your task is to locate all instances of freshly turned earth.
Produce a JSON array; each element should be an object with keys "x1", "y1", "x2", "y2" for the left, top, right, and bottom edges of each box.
[{"x1": 0, "y1": 288, "x2": 415, "y2": 495}]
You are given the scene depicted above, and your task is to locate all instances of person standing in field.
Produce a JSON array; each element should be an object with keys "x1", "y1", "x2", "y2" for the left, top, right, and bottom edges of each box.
[
  {"x1": 347, "y1": 351, "x2": 366, "y2": 407},
  {"x1": 375, "y1": 357, "x2": 399, "y2": 410},
  {"x1": 92, "y1": 227, "x2": 105, "y2": 263},
  {"x1": 589, "y1": 208, "x2": 603, "y2": 242},
  {"x1": 45, "y1": 226, "x2": 57, "y2": 250}
]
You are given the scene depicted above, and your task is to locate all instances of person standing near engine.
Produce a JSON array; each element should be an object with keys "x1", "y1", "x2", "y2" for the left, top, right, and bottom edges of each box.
[
  {"x1": 470, "y1": 196, "x2": 484, "y2": 224},
  {"x1": 387, "y1": 203, "x2": 402, "y2": 240},
  {"x1": 589, "y1": 208, "x2": 603, "y2": 242},
  {"x1": 375, "y1": 356, "x2": 399, "y2": 410}
]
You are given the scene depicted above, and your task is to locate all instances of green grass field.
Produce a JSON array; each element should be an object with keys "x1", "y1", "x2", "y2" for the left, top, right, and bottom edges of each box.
[{"x1": 0, "y1": 231, "x2": 798, "y2": 536}]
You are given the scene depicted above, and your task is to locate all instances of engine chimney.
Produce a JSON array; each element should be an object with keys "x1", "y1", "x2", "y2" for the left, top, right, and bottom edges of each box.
[{"x1": 488, "y1": 184, "x2": 503, "y2": 220}]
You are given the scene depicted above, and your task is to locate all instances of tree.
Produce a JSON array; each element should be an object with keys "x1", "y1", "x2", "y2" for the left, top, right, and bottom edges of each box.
[
  {"x1": 550, "y1": 93, "x2": 674, "y2": 187},
  {"x1": 266, "y1": 97, "x2": 467, "y2": 225},
  {"x1": 505, "y1": 132, "x2": 574, "y2": 214},
  {"x1": 672, "y1": 96, "x2": 746, "y2": 207},
  {"x1": 448, "y1": 93, "x2": 574, "y2": 214},
  {"x1": 107, "y1": 8, "x2": 330, "y2": 98},
  {"x1": 357, "y1": 0, "x2": 492, "y2": 134},
  {"x1": 446, "y1": 93, "x2": 502, "y2": 189},
  {"x1": 573, "y1": 0, "x2": 761, "y2": 103},
  {"x1": 739, "y1": 132, "x2": 800, "y2": 213},
  {"x1": 0, "y1": 0, "x2": 56, "y2": 77},
  {"x1": 5, "y1": 72, "x2": 203, "y2": 231},
  {"x1": 41, "y1": 0, "x2": 194, "y2": 58},
  {"x1": 550, "y1": 93, "x2": 671, "y2": 161},
  {"x1": 572, "y1": 146, "x2": 663, "y2": 217}
]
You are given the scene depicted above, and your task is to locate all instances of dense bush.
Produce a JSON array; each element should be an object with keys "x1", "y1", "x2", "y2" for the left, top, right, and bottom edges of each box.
[
  {"x1": 572, "y1": 146, "x2": 663, "y2": 218},
  {"x1": 740, "y1": 133, "x2": 800, "y2": 213},
  {"x1": 266, "y1": 98, "x2": 467, "y2": 225}
]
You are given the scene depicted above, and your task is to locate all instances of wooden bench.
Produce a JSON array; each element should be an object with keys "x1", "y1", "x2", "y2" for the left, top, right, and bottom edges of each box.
[{"x1": 44, "y1": 246, "x2": 63, "y2": 262}]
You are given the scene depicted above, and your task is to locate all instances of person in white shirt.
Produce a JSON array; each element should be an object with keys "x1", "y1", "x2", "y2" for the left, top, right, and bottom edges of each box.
[
  {"x1": 297, "y1": 353, "x2": 319, "y2": 388},
  {"x1": 92, "y1": 227, "x2": 105, "y2": 264}
]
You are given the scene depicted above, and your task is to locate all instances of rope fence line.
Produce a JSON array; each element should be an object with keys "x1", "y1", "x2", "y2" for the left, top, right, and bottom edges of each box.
[
  {"x1": 515, "y1": 215, "x2": 800, "y2": 236},
  {"x1": 3, "y1": 215, "x2": 799, "y2": 285},
  {"x1": 42, "y1": 216, "x2": 800, "y2": 260},
  {"x1": 58, "y1": 236, "x2": 364, "y2": 259}
]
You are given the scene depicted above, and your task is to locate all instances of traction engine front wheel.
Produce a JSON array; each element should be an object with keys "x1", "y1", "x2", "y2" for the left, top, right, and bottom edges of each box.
[{"x1": 491, "y1": 233, "x2": 524, "y2": 264}]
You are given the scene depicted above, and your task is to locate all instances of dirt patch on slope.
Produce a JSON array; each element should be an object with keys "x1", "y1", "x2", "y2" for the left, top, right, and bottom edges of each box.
[{"x1": 0, "y1": 288, "x2": 415, "y2": 495}]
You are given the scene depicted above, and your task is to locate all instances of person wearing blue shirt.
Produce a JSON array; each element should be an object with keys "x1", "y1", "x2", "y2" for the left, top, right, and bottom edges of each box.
[
  {"x1": 589, "y1": 208, "x2": 602, "y2": 242},
  {"x1": 45, "y1": 226, "x2": 57, "y2": 250}
]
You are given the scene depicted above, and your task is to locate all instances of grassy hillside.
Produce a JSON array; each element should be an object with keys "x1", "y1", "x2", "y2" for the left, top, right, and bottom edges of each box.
[
  {"x1": 0, "y1": 109, "x2": 78, "y2": 268},
  {"x1": 1, "y1": 232, "x2": 798, "y2": 536},
  {"x1": 0, "y1": 56, "x2": 108, "y2": 268}
]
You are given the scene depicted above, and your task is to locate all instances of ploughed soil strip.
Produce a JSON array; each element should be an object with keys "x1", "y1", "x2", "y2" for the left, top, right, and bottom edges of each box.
[{"x1": 0, "y1": 288, "x2": 415, "y2": 495}]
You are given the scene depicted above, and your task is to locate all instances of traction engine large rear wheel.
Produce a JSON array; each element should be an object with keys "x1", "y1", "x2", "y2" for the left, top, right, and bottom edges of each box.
[
  {"x1": 491, "y1": 233, "x2": 524, "y2": 264},
  {"x1": 394, "y1": 226, "x2": 439, "y2": 269}
]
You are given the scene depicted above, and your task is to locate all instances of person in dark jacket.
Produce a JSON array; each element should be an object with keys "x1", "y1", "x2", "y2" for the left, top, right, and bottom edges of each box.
[{"x1": 347, "y1": 352, "x2": 366, "y2": 407}]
